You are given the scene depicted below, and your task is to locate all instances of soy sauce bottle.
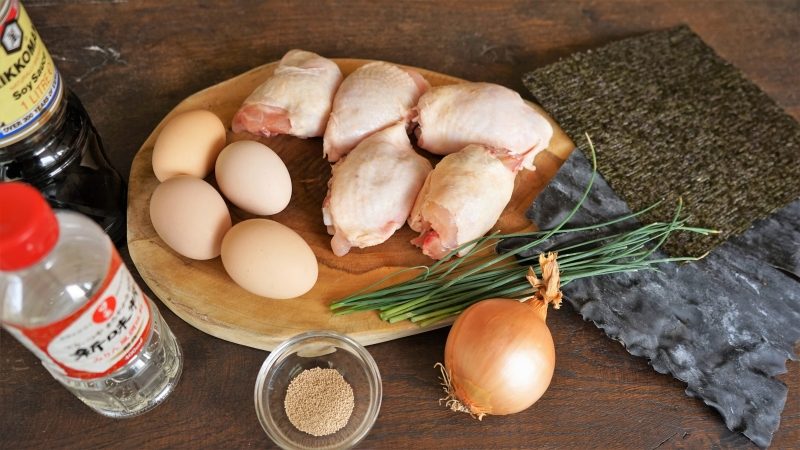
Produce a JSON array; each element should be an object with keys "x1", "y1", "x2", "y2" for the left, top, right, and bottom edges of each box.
[{"x1": 0, "y1": 0, "x2": 125, "y2": 244}]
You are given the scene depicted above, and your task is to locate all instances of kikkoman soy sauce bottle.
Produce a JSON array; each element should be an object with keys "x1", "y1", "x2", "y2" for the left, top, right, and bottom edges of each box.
[{"x1": 0, "y1": 0, "x2": 126, "y2": 244}]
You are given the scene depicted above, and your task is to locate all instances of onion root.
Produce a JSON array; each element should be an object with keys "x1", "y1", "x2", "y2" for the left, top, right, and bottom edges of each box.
[{"x1": 435, "y1": 362, "x2": 487, "y2": 420}]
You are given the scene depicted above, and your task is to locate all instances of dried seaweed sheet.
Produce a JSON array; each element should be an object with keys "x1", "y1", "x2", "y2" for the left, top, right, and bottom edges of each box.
[
  {"x1": 514, "y1": 26, "x2": 800, "y2": 446},
  {"x1": 523, "y1": 25, "x2": 800, "y2": 257},
  {"x1": 501, "y1": 150, "x2": 800, "y2": 447}
]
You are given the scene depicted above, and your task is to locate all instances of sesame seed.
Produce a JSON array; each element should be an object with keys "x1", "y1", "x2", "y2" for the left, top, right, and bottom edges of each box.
[{"x1": 284, "y1": 367, "x2": 355, "y2": 436}]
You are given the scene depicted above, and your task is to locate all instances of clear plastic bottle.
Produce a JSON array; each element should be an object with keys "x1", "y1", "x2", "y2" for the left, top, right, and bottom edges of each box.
[{"x1": 0, "y1": 182, "x2": 182, "y2": 418}]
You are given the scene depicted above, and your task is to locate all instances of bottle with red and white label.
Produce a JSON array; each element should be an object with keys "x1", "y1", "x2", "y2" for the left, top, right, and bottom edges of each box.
[{"x1": 0, "y1": 182, "x2": 182, "y2": 418}]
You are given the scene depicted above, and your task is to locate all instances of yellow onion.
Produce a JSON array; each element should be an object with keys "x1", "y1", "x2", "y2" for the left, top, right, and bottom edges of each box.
[{"x1": 438, "y1": 254, "x2": 560, "y2": 419}]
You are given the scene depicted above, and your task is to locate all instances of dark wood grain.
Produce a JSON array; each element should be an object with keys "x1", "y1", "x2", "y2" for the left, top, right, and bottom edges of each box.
[{"x1": 2, "y1": 0, "x2": 798, "y2": 448}]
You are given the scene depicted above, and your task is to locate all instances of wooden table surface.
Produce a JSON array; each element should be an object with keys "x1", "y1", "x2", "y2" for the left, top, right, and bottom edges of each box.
[{"x1": 2, "y1": 1, "x2": 798, "y2": 448}]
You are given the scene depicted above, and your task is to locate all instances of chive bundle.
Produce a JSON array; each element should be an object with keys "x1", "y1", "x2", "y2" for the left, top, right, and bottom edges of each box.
[{"x1": 330, "y1": 137, "x2": 717, "y2": 326}]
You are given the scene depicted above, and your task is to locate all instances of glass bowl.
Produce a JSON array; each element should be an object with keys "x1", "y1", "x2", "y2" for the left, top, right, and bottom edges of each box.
[{"x1": 254, "y1": 331, "x2": 382, "y2": 450}]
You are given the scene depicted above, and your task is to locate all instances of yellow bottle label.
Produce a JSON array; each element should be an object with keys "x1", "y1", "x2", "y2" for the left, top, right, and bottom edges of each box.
[{"x1": 0, "y1": 0, "x2": 62, "y2": 146}]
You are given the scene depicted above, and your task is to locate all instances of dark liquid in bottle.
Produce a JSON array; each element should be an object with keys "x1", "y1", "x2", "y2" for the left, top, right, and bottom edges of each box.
[{"x1": 0, "y1": 90, "x2": 127, "y2": 244}]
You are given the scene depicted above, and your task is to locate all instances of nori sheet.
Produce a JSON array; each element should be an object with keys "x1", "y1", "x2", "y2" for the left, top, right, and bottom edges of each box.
[
  {"x1": 499, "y1": 151, "x2": 800, "y2": 447},
  {"x1": 513, "y1": 26, "x2": 800, "y2": 446},
  {"x1": 522, "y1": 25, "x2": 800, "y2": 257}
]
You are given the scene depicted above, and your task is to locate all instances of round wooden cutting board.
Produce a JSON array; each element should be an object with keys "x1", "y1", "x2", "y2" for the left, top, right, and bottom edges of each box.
[{"x1": 127, "y1": 58, "x2": 575, "y2": 351}]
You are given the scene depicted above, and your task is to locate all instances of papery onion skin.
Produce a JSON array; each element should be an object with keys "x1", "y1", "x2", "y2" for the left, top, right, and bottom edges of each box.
[{"x1": 444, "y1": 298, "x2": 555, "y2": 417}]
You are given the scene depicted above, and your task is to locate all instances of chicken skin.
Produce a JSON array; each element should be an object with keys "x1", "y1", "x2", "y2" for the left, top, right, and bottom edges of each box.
[
  {"x1": 408, "y1": 144, "x2": 516, "y2": 260},
  {"x1": 232, "y1": 49, "x2": 342, "y2": 138},
  {"x1": 323, "y1": 61, "x2": 429, "y2": 162},
  {"x1": 323, "y1": 122, "x2": 432, "y2": 256},
  {"x1": 413, "y1": 82, "x2": 553, "y2": 170}
]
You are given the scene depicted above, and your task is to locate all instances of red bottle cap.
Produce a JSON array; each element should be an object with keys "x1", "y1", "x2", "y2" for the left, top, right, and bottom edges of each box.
[{"x1": 0, "y1": 182, "x2": 60, "y2": 271}]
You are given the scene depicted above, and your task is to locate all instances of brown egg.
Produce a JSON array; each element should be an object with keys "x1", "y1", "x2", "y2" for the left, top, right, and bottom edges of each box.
[
  {"x1": 149, "y1": 176, "x2": 231, "y2": 260},
  {"x1": 215, "y1": 141, "x2": 292, "y2": 215},
  {"x1": 152, "y1": 110, "x2": 226, "y2": 181},
  {"x1": 221, "y1": 219, "x2": 318, "y2": 299}
]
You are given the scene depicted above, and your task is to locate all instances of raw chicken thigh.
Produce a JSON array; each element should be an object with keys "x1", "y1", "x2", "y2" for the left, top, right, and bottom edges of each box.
[
  {"x1": 323, "y1": 122, "x2": 432, "y2": 256},
  {"x1": 414, "y1": 82, "x2": 553, "y2": 170},
  {"x1": 232, "y1": 49, "x2": 342, "y2": 138},
  {"x1": 323, "y1": 62, "x2": 429, "y2": 162},
  {"x1": 408, "y1": 144, "x2": 516, "y2": 260}
]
